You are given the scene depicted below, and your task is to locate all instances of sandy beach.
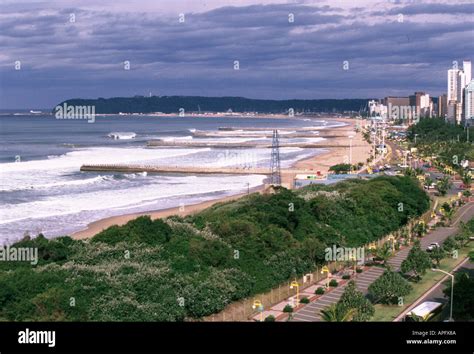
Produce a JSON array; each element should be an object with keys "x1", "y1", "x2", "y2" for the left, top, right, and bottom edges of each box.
[{"x1": 72, "y1": 117, "x2": 371, "y2": 240}]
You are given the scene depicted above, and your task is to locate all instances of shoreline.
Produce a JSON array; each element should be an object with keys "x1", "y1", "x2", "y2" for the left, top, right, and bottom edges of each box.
[{"x1": 71, "y1": 118, "x2": 370, "y2": 240}]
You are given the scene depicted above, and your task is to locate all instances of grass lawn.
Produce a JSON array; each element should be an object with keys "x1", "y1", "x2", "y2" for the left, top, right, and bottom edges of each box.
[{"x1": 371, "y1": 243, "x2": 473, "y2": 321}]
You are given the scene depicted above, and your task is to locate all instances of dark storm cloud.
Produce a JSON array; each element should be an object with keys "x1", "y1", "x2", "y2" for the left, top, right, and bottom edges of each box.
[
  {"x1": 0, "y1": 0, "x2": 473, "y2": 108},
  {"x1": 380, "y1": 2, "x2": 474, "y2": 15}
]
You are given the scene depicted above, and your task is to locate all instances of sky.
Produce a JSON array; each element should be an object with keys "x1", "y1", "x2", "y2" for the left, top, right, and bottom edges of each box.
[{"x1": 0, "y1": 0, "x2": 473, "y2": 109}]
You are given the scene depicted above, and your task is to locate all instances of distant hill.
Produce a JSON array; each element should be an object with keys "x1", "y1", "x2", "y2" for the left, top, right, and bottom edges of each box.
[{"x1": 54, "y1": 96, "x2": 370, "y2": 114}]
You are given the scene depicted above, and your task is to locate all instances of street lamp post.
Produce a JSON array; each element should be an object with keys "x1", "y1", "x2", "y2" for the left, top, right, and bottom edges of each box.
[
  {"x1": 321, "y1": 266, "x2": 330, "y2": 288},
  {"x1": 387, "y1": 235, "x2": 395, "y2": 252},
  {"x1": 431, "y1": 268, "x2": 454, "y2": 322},
  {"x1": 252, "y1": 299, "x2": 264, "y2": 322},
  {"x1": 289, "y1": 280, "x2": 300, "y2": 307}
]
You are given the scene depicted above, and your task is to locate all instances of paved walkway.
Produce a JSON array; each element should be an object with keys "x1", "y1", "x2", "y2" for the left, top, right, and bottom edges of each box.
[
  {"x1": 290, "y1": 201, "x2": 473, "y2": 322},
  {"x1": 291, "y1": 267, "x2": 385, "y2": 322}
]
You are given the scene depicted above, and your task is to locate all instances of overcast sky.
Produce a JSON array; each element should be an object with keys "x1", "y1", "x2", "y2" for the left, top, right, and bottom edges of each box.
[{"x1": 0, "y1": 0, "x2": 473, "y2": 109}]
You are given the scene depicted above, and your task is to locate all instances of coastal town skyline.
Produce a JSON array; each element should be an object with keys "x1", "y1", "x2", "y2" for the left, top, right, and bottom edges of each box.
[{"x1": 1, "y1": 0, "x2": 474, "y2": 108}]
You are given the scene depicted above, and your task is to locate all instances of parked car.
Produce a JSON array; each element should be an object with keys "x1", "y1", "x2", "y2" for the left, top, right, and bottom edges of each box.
[{"x1": 427, "y1": 242, "x2": 440, "y2": 251}]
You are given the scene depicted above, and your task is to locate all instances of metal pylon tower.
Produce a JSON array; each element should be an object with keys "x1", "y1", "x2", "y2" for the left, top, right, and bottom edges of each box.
[{"x1": 270, "y1": 129, "x2": 281, "y2": 186}]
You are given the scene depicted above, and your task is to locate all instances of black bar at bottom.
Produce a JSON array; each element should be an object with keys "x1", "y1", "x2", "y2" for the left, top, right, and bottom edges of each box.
[{"x1": 0, "y1": 322, "x2": 471, "y2": 353}]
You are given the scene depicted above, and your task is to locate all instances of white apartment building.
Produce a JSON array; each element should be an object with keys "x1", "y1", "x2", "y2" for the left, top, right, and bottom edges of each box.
[
  {"x1": 447, "y1": 68, "x2": 460, "y2": 101},
  {"x1": 420, "y1": 93, "x2": 431, "y2": 117},
  {"x1": 368, "y1": 100, "x2": 387, "y2": 118},
  {"x1": 463, "y1": 60, "x2": 472, "y2": 83},
  {"x1": 465, "y1": 80, "x2": 474, "y2": 124},
  {"x1": 447, "y1": 60, "x2": 472, "y2": 124}
]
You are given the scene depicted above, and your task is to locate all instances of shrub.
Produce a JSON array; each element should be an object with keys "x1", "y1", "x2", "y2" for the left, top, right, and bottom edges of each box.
[
  {"x1": 264, "y1": 315, "x2": 276, "y2": 322},
  {"x1": 300, "y1": 297, "x2": 310, "y2": 304},
  {"x1": 92, "y1": 216, "x2": 172, "y2": 245},
  {"x1": 368, "y1": 270, "x2": 412, "y2": 305},
  {"x1": 342, "y1": 274, "x2": 351, "y2": 280},
  {"x1": 315, "y1": 287, "x2": 325, "y2": 295},
  {"x1": 356, "y1": 268, "x2": 363, "y2": 273},
  {"x1": 329, "y1": 279, "x2": 338, "y2": 287},
  {"x1": 283, "y1": 304, "x2": 294, "y2": 313},
  {"x1": 329, "y1": 163, "x2": 352, "y2": 174}
]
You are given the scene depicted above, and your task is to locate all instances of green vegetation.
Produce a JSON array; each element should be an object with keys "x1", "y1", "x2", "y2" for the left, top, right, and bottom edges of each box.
[
  {"x1": 56, "y1": 96, "x2": 370, "y2": 114},
  {"x1": 443, "y1": 272, "x2": 474, "y2": 321},
  {"x1": 300, "y1": 297, "x2": 310, "y2": 304},
  {"x1": 373, "y1": 242, "x2": 392, "y2": 266},
  {"x1": 455, "y1": 221, "x2": 473, "y2": 248},
  {"x1": 436, "y1": 176, "x2": 452, "y2": 197},
  {"x1": 283, "y1": 305, "x2": 294, "y2": 313},
  {"x1": 329, "y1": 163, "x2": 356, "y2": 174},
  {"x1": 400, "y1": 241, "x2": 432, "y2": 281},
  {"x1": 407, "y1": 117, "x2": 474, "y2": 170},
  {"x1": 429, "y1": 246, "x2": 447, "y2": 267},
  {"x1": 337, "y1": 280, "x2": 374, "y2": 321},
  {"x1": 372, "y1": 243, "x2": 473, "y2": 321},
  {"x1": 0, "y1": 176, "x2": 429, "y2": 321},
  {"x1": 368, "y1": 270, "x2": 412, "y2": 305},
  {"x1": 315, "y1": 287, "x2": 325, "y2": 295},
  {"x1": 320, "y1": 304, "x2": 355, "y2": 322}
]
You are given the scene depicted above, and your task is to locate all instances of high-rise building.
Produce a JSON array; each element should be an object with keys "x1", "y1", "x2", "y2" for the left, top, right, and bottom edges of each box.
[
  {"x1": 448, "y1": 69, "x2": 460, "y2": 101},
  {"x1": 447, "y1": 60, "x2": 472, "y2": 124},
  {"x1": 463, "y1": 60, "x2": 472, "y2": 83},
  {"x1": 465, "y1": 80, "x2": 474, "y2": 125},
  {"x1": 409, "y1": 92, "x2": 431, "y2": 118},
  {"x1": 437, "y1": 94, "x2": 447, "y2": 118}
]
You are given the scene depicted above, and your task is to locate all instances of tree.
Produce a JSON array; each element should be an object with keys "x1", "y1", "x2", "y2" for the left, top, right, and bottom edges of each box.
[
  {"x1": 329, "y1": 163, "x2": 352, "y2": 174},
  {"x1": 436, "y1": 176, "x2": 452, "y2": 196},
  {"x1": 442, "y1": 237, "x2": 458, "y2": 254},
  {"x1": 443, "y1": 272, "x2": 474, "y2": 321},
  {"x1": 424, "y1": 177, "x2": 434, "y2": 189},
  {"x1": 368, "y1": 270, "x2": 412, "y2": 305},
  {"x1": 414, "y1": 167, "x2": 424, "y2": 176},
  {"x1": 400, "y1": 241, "x2": 431, "y2": 280},
  {"x1": 320, "y1": 304, "x2": 356, "y2": 322},
  {"x1": 441, "y1": 202, "x2": 455, "y2": 223},
  {"x1": 454, "y1": 222, "x2": 471, "y2": 248},
  {"x1": 337, "y1": 280, "x2": 374, "y2": 321},
  {"x1": 429, "y1": 246, "x2": 446, "y2": 267},
  {"x1": 412, "y1": 222, "x2": 427, "y2": 238},
  {"x1": 374, "y1": 242, "x2": 392, "y2": 267},
  {"x1": 404, "y1": 168, "x2": 417, "y2": 177}
]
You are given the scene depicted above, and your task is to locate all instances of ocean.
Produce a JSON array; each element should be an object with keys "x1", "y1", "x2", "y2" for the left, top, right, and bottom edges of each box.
[{"x1": 0, "y1": 114, "x2": 341, "y2": 245}]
